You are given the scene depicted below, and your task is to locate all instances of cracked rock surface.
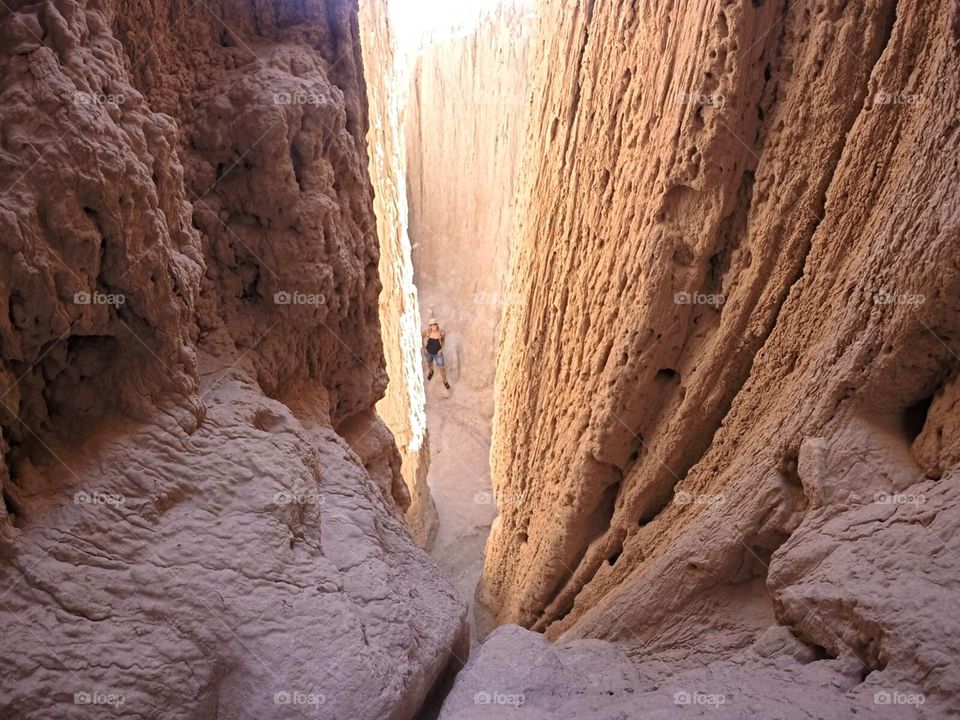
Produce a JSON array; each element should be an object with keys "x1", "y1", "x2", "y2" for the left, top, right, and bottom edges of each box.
[{"x1": 0, "y1": 0, "x2": 464, "y2": 717}]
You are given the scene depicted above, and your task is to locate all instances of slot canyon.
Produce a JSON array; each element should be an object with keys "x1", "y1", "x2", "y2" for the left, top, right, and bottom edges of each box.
[{"x1": 0, "y1": 0, "x2": 957, "y2": 719}]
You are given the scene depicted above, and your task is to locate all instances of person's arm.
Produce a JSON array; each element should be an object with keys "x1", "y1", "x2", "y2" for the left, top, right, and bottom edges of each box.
[
  {"x1": 438, "y1": 330, "x2": 445, "y2": 354},
  {"x1": 422, "y1": 330, "x2": 428, "y2": 350}
]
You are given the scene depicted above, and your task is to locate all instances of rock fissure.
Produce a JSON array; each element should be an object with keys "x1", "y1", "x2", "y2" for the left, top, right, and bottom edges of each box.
[{"x1": 2, "y1": 0, "x2": 959, "y2": 717}]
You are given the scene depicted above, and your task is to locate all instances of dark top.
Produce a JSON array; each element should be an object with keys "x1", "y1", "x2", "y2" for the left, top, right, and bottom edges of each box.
[{"x1": 426, "y1": 337, "x2": 442, "y2": 354}]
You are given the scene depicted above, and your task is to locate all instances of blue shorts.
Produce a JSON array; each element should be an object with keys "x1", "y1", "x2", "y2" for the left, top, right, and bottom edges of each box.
[{"x1": 425, "y1": 352, "x2": 444, "y2": 367}]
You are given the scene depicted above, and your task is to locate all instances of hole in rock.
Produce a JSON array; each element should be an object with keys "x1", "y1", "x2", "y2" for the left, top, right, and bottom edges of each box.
[
  {"x1": 606, "y1": 546, "x2": 622, "y2": 566},
  {"x1": 902, "y1": 395, "x2": 933, "y2": 442},
  {"x1": 1, "y1": 488, "x2": 20, "y2": 523},
  {"x1": 655, "y1": 367, "x2": 679, "y2": 383},
  {"x1": 811, "y1": 644, "x2": 836, "y2": 661}
]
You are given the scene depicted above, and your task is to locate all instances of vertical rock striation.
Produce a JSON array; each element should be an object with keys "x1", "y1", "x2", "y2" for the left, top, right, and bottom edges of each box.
[
  {"x1": 478, "y1": 0, "x2": 960, "y2": 714},
  {"x1": 359, "y1": 0, "x2": 436, "y2": 548},
  {"x1": 0, "y1": 0, "x2": 465, "y2": 717},
  {"x1": 404, "y1": 1, "x2": 534, "y2": 394}
]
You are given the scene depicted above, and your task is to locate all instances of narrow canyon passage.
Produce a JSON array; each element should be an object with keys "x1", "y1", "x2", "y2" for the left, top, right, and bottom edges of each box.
[
  {"x1": 0, "y1": 0, "x2": 958, "y2": 718},
  {"x1": 385, "y1": 0, "x2": 533, "y2": 637},
  {"x1": 420, "y1": 379, "x2": 496, "y2": 641}
]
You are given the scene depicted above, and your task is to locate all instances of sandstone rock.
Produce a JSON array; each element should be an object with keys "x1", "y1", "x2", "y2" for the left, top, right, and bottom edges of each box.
[
  {"x1": 478, "y1": 0, "x2": 960, "y2": 714},
  {"x1": 440, "y1": 623, "x2": 883, "y2": 719},
  {"x1": 438, "y1": 624, "x2": 640, "y2": 719},
  {"x1": 441, "y1": 620, "x2": 955, "y2": 718},
  {"x1": 0, "y1": 0, "x2": 465, "y2": 717},
  {"x1": 359, "y1": 0, "x2": 437, "y2": 548},
  {"x1": 1, "y1": 371, "x2": 465, "y2": 719}
]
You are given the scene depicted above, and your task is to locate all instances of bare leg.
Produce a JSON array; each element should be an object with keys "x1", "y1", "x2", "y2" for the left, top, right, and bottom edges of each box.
[{"x1": 439, "y1": 364, "x2": 448, "y2": 384}]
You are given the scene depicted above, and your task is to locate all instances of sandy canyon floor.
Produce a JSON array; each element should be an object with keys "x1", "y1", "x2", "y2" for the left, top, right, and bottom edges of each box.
[{"x1": 421, "y1": 374, "x2": 496, "y2": 645}]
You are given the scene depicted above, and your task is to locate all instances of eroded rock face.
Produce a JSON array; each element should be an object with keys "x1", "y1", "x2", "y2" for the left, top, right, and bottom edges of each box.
[
  {"x1": 479, "y1": 0, "x2": 960, "y2": 715},
  {"x1": 0, "y1": 0, "x2": 464, "y2": 717},
  {"x1": 404, "y1": 1, "x2": 534, "y2": 395},
  {"x1": 439, "y1": 622, "x2": 899, "y2": 719},
  {"x1": 359, "y1": 0, "x2": 436, "y2": 548}
]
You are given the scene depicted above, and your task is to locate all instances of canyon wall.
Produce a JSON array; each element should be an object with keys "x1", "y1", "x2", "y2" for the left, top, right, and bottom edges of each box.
[
  {"x1": 478, "y1": 0, "x2": 960, "y2": 715},
  {"x1": 359, "y1": 0, "x2": 436, "y2": 547},
  {"x1": 0, "y1": 0, "x2": 464, "y2": 717},
  {"x1": 404, "y1": 2, "x2": 534, "y2": 395}
]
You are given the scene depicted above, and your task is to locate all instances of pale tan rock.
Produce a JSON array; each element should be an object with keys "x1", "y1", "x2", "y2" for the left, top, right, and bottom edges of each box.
[
  {"x1": 440, "y1": 621, "x2": 957, "y2": 718},
  {"x1": 478, "y1": 0, "x2": 960, "y2": 714},
  {"x1": 359, "y1": 0, "x2": 437, "y2": 548},
  {"x1": 0, "y1": 369, "x2": 466, "y2": 719},
  {"x1": 404, "y1": 1, "x2": 534, "y2": 396}
]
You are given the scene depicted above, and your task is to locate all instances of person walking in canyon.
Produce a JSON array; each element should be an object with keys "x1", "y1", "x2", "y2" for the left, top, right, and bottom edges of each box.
[{"x1": 422, "y1": 318, "x2": 451, "y2": 390}]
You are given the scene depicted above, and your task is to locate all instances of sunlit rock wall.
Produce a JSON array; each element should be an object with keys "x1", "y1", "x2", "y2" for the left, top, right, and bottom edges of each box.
[
  {"x1": 360, "y1": 0, "x2": 437, "y2": 548},
  {"x1": 404, "y1": 1, "x2": 534, "y2": 397},
  {"x1": 478, "y1": 0, "x2": 960, "y2": 715}
]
